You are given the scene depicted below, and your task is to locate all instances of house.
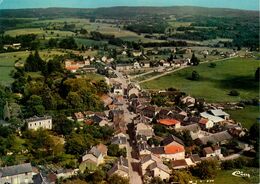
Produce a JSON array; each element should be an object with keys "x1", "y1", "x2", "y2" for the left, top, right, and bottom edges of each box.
[
  {"x1": 26, "y1": 116, "x2": 52, "y2": 130},
  {"x1": 161, "y1": 135, "x2": 184, "y2": 147},
  {"x1": 181, "y1": 96, "x2": 196, "y2": 107},
  {"x1": 213, "y1": 145, "x2": 222, "y2": 157},
  {"x1": 3, "y1": 43, "x2": 21, "y2": 50},
  {"x1": 142, "y1": 106, "x2": 157, "y2": 118},
  {"x1": 55, "y1": 169, "x2": 77, "y2": 179},
  {"x1": 64, "y1": 59, "x2": 90, "y2": 73},
  {"x1": 147, "y1": 161, "x2": 171, "y2": 180},
  {"x1": 82, "y1": 144, "x2": 108, "y2": 167},
  {"x1": 82, "y1": 66, "x2": 97, "y2": 73},
  {"x1": 74, "y1": 112, "x2": 85, "y2": 122},
  {"x1": 158, "y1": 119, "x2": 181, "y2": 129},
  {"x1": 150, "y1": 145, "x2": 185, "y2": 160},
  {"x1": 132, "y1": 51, "x2": 142, "y2": 57},
  {"x1": 92, "y1": 114, "x2": 109, "y2": 127},
  {"x1": 127, "y1": 84, "x2": 139, "y2": 98},
  {"x1": 136, "y1": 123, "x2": 154, "y2": 140},
  {"x1": 115, "y1": 64, "x2": 133, "y2": 71},
  {"x1": 111, "y1": 135, "x2": 127, "y2": 149},
  {"x1": 228, "y1": 127, "x2": 246, "y2": 137},
  {"x1": 172, "y1": 158, "x2": 195, "y2": 169},
  {"x1": 133, "y1": 61, "x2": 141, "y2": 69},
  {"x1": 172, "y1": 159, "x2": 188, "y2": 169},
  {"x1": 107, "y1": 157, "x2": 129, "y2": 178},
  {"x1": 195, "y1": 131, "x2": 233, "y2": 145},
  {"x1": 112, "y1": 84, "x2": 124, "y2": 96},
  {"x1": 109, "y1": 110, "x2": 124, "y2": 123},
  {"x1": 0, "y1": 163, "x2": 33, "y2": 184},
  {"x1": 138, "y1": 142, "x2": 151, "y2": 156},
  {"x1": 157, "y1": 109, "x2": 174, "y2": 119},
  {"x1": 189, "y1": 154, "x2": 202, "y2": 164},
  {"x1": 203, "y1": 147, "x2": 215, "y2": 157},
  {"x1": 208, "y1": 109, "x2": 230, "y2": 120},
  {"x1": 199, "y1": 118, "x2": 214, "y2": 129},
  {"x1": 140, "y1": 154, "x2": 171, "y2": 180},
  {"x1": 140, "y1": 60, "x2": 151, "y2": 68},
  {"x1": 101, "y1": 95, "x2": 113, "y2": 107},
  {"x1": 200, "y1": 112, "x2": 225, "y2": 124},
  {"x1": 33, "y1": 172, "x2": 56, "y2": 184}
]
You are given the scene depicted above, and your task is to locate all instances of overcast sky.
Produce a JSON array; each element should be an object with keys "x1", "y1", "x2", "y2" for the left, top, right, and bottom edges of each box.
[{"x1": 0, "y1": 0, "x2": 259, "y2": 10}]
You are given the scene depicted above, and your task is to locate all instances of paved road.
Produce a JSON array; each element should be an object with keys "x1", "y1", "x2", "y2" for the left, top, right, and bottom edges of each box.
[
  {"x1": 112, "y1": 69, "x2": 143, "y2": 184},
  {"x1": 138, "y1": 65, "x2": 188, "y2": 84},
  {"x1": 220, "y1": 146, "x2": 252, "y2": 161}
]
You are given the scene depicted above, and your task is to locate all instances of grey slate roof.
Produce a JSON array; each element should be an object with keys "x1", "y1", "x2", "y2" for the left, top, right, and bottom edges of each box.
[
  {"x1": 25, "y1": 116, "x2": 52, "y2": 123},
  {"x1": 111, "y1": 136, "x2": 127, "y2": 145},
  {"x1": 0, "y1": 163, "x2": 32, "y2": 177},
  {"x1": 197, "y1": 131, "x2": 233, "y2": 145},
  {"x1": 107, "y1": 157, "x2": 129, "y2": 177},
  {"x1": 89, "y1": 147, "x2": 102, "y2": 158},
  {"x1": 161, "y1": 135, "x2": 184, "y2": 146}
]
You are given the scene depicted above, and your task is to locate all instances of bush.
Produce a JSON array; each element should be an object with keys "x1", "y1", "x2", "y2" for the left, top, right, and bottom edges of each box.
[
  {"x1": 209, "y1": 63, "x2": 216, "y2": 68},
  {"x1": 191, "y1": 71, "x2": 200, "y2": 81},
  {"x1": 229, "y1": 90, "x2": 240, "y2": 96},
  {"x1": 191, "y1": 160, "x2": 218, "y2": 179}
]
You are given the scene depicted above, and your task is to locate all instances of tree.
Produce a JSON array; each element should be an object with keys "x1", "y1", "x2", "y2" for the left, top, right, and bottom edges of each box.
[
  {"x1": 150, "y1": 177, "x2": 165, "y2": 184},
  {"x1": 53, "y1": 115, "x2": 75, "y2": 136},
  {"x1": 108, "y1": 144, "x2": 120, "y2": 157},
  {"x1": 191, "y1": 71, "x2": 200, "y2": 81},
  {"x1": 249, "y1": 123, "x2": 259, "y2": 141},
  {"x1": 255, "y1": 67, "x2": 260, "y2": 81},
  {"x1": 67, "y1": 92, "x2": 83, "y2": 109},
  {"x1": 182, "y1": 130, "x2": 193, "y2": 146},
  {"x1": 229, "y1": 90, "x2": 239, "y2": 96},
  {"x1": 108, "y1": 174, "x2": 129, "y2": 184},
  {"x1": 65, "y1": 132, "x2": 95, "y2": 157},
  {"x1": 191, "y1": 160, "x2": 218, "y2": 179},
  {"x1": 59, "y1": 37, "x2": 77, "y2": 49},
  {"x1": 190, "y1": 53, "x2": 200, "y2": 66},
  {"x1": 171, "y1": 170, "x2": 193, "y2": 184},
  {"x1": 209, "y1": 63, "x2": 216, "y2": 68},
  {"x1": 3, "y1": 101, "x2": 10, "y2": 121},
  {"x1": 48, "y1": 38, "x2": 58, "y2": 48}
]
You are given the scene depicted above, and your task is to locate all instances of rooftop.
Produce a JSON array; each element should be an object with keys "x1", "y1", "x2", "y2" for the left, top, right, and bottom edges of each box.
[
  {"x1": 0, "y1": 163, "x2": 32, "y2": 177},
  {"x1": 164, "y1": 145, "x2": 184, "y2": 154},
  {"x1": 158, "y1": 119, "x2": 180, "y2": 126},
  {"x1": 25, "y1": 116, "x2": 52, "y2": 123}
]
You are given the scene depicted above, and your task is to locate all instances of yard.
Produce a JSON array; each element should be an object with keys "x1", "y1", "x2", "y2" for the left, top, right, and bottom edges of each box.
[{"x1": 141, "y1": 57, "x2": 260, "y2": 103}]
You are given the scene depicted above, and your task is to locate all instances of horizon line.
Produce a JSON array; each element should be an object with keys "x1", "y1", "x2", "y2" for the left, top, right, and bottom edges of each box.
[{"x1": 0, "y1": 5, "x2": 258, "y2": 12}]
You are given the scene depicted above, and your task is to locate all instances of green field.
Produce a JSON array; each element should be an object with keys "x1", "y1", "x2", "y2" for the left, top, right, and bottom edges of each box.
[
  {"x1": 142, "y1": 57, "x2": 260, "y2": 103},
  {"x1": 0, "y1": 50, "x2": 65, "y2": 86},
  {"x1": 5, "y1": 28, "x2": 75, "y2": 38},
  {"x1": 226, "y1": 106, "x2": 259, "y2": 129},
  {"x1": 213, "y1": 168, "x2": 259, "y2": 184}
]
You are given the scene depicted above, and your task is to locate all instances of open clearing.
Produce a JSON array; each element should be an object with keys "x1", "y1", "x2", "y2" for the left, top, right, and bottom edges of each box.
[{"x1": 141, "y1": 57, "x2": 260, "y2": 103}]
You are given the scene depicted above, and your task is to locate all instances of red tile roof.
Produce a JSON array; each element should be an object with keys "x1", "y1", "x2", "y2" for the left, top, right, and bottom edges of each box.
[
  {"x1": 199, "y1": 118, "x2": 209, "y2": 125},
  {"x1": 158, "y1": 119, "x2": 180, "y2": 126},
  {"x1": 66, "y1": 66, "x2": 79, "y2": 70},
  {"x1": 164, "y1": 145, "x2": 184, "y2": 154}
]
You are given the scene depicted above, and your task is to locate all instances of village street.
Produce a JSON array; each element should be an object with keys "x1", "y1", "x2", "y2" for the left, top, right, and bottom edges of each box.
[{"x1": 112, "y1": 69, "x2": 143, "y2": 184}]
